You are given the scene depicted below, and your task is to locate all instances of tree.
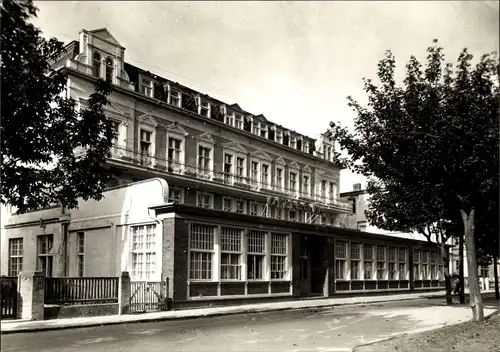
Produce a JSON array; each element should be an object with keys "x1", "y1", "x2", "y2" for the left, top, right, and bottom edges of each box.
[
  {"x1": 1, "y1": 0, "x2": 115, "y2": 214},
  {"x1": 329, "y1": 40, "x2": 499, "y2": 321}
]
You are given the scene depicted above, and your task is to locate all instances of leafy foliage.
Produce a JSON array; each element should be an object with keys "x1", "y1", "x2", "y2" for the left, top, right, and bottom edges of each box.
[{"x1": 1, "y1": 0, "x2": 115, "y2": 213}]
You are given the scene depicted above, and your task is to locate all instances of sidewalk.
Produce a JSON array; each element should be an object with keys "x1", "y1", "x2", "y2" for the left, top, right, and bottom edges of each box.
[{"x1": 1, "y1": 290, "x2": 496, "y2": 334}]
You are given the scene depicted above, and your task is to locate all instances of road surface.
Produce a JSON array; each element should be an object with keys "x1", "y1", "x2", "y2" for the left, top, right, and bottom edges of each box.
[{"x1": 2, "y1": 298, "x2": 498, "y2": 352}]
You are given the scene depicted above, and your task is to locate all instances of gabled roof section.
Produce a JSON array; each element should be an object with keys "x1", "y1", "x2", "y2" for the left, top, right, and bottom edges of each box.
[
  {"x1": 137, "y1": 113, "x2": 158, "y2": 127},
  {"x1": 275, "y1": 156, "x2": 286, "y2": 165},
  {"x1": 165, "y1": 122, "x2": 188, "y2": 136},
  {"x1": 223, "y1": 142, "x2": 248, "y2": 154},
  {"x1": 254, "y1": 114, "x2": 268, "y2": 122},
  {"x1": 251, "y1": 150, "x2": 272, "y2": 161},
  {"x1": 228, "y1": 103, "x2": 244, "y2": 112},
  {"x1": 86, "y1": 28, "x2": 123, "y2": 48},
  {"x1": 196, "y1": 132, "x2": 215, "y2": 144}
]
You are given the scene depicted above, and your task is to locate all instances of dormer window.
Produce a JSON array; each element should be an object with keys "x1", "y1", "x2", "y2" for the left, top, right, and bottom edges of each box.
[
  {"x1": 253, "y1": 122, "x2": 260, "y2": 135},
  {"x1": 304, "y1": 142, "x2": 309, "y2": 154},
  {"x1": 296, "y1": 138, "x2": 302, "y2": 151},
  {"x1": 92, "y1": 52, "x2": 101, "y2": 78},
  {"x1": 225, "y1": 112, "x2": 234, "y2": 126},
  {"x1": 283, "y1": 133, "x2": 289, "y2": 146},
  {"x1": 234, "y1": 114, "x2": 243, "y2": 129},
  {"x1": 140, "y1": 77, "x2": 153, "y2": 97},
  {"x1": 260, "y1": 124, "x2": 267, "y2": 138},
  {"x1": 105, "y1": 58, "x2": 114, "y2": 84},
  {"x1": 169, "y1": 89, "x2": 181, "y2": 107},
  {"x1": 199, "y1": 99, "x2": 210, "y2": 117},
  {"x1": 276, "y1": 130, "x2": 283, "y2": 144}
]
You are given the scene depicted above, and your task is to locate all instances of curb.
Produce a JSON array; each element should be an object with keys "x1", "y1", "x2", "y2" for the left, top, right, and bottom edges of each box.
[
  {"x1": 0, "y1": 296, "x2": 439, "y2": 335},
  {"x1": 351, "y1": 308, "x2": 500, "y2": 352}
]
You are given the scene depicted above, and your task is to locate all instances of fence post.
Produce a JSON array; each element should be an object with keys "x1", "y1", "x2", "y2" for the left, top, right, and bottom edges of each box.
[
  {"x1": 19, "y1": 271, "x2": 45, "y2": 321},
  {"x1": 118, "y1": 271, "x2": 131, "y2": 315}
]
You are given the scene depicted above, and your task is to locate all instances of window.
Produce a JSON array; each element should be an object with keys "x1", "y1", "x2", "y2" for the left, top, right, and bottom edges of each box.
[
  {"x1": 111, "y1": 120, "x2": 120, "y2": 145},
  {"x1": 8, "y1": 238, "x2": 23, "y2": 277},
  {"x1": 234, "y1": 114, "x2": 243, "y2": 129},
  {"x1": 289, "y1": 210, "x2": 297, "y2": 222},
  {"x1": 303, "y1": 175, "x2": 310, "y2": 195},
  {"x1": 274, "y1": 207, "x2": 283, "y2": 220},
  {"x1": 431, "y1": 251, "x2": 438, "y2": 280},
  {"x1": 329, "y1": 182, "x2": 336, "y2": 201},
  {"x1": 199, "y1": 99, "x2": 210, "y2": 117},
  {"x1": 236, "y1": 157, "x2": 245, "y2": 183},
  {"x1": 168, "y1": 187, "x2": 183, "y2": 203},
  {"x1": 252, "y1": 122, "x2": 260, "y2": 135},
  {"x1": 276, "y1": 167, "x2": 284, "y2": 190},
  {"x1": 250, "y1": 202, "x2": 259, "y2": 216},
  {"x1": 251, "y1": 161, "x2": 259, "y2": 184},
  {"x1": 351, "y1": 198, "x2": 357, "y2": 214},
  {"x1": 413, "y1": 249, "x2": 421, "y2": 280},
  {"x1": 220, "y1": 228, "x2": 242, "y2": 280},
  {"x1": 92, "y1": 52, "x2": 101, "y2": 77},
  {"x1": 289, "y1": 172, "x2": 297, "y2": 193},
  {"x1": 167, "y1": 137, "x2": 182, "y2": 170},
  {"x1": 37, "y1": 234, "x2": 53, "y2": 277},
  {"x1": 271, "y1": 233, "x2": 288, "y2": 279},
  {"x1": 131, "y1": 224, "x2": 156, "y2": 280},
  {"x1": 247, "y1": 231, "x2": 266, "y2": 280},
  {"x1": 189, "y1": 224, "x2": 215, "y2": 280},
  {"x1": 350, "y1": 242, "x2": 361, "y2": 280},
  {"x1": 224, "y1": 154, "x2": 233, "y2": 184},
  {"x1": 197, "y1": 192, "x2": 213, "y2": 209},
  {"x1": 261, "y1": 163, "x2": 270, "y2": 187},
  {"x1": 235, "y1": 199, "x2": 245, "y2": 213},
  {"x1": 388, "y1": 246, "x2": 397, "y2": 280},
  {"x1": 326, "y1": 146, "x2": 332, "y2": 161},
  {"x1": 304, "y1": 142, "x2": 309, "y2": 154},
  {"x1": 169, "y1": 89, "x2": 181, "y2": 107},
  {"x1": 376, "y1": 245, "x2": 386, "y2": 280},
  {"x1": 197, "y1": 145, "x2": 212, "y2": 176},
  {"x1": 140, "y1": 129, "x2": 152, "y2": 155},
  {"x1": 363, "y1": 244, "x2": 374, "y2": 280},
  {"x1": 480, "y1": 266, "x2": 489, "y2": 278},
  {"x1": 225, "y1": 112, "x2": 234, "y2": 126},
  {"x1": 260, "y1": 124, "x2": 268, "y2": 138},
  {"x1": 105, "y1": 57, "x2": 114, "y2": 83},
  {"x1": 291, "y1": 136, "x2": 297, "y2": 149},
  {"x1": 399, "y1": 247, "x2": 407, "y2": 280},
  {"x1": 283, "y1": 133, "x2": 289, "y2": 146},
  {"x1": 140, "y1": 77, "x2": 153, "y2": 97},
  {"x1": 335, "y1": 240, "x2": 347, "y2": 279},
  {"x1": 77, "y1": 232, "x2": 85, "y2": 277},
  {"x1": 223, "y1": 197, "x2": 233, "y2": 212},
  {"x1": 276, "y1": 131, "x2": 283, "y2": 144},
  {"x1": 422, "y1": 250, "x2": 429, "y2": 279},
  {"x1": 320, "y1": 180, "x2": 327, "y2": 199}
]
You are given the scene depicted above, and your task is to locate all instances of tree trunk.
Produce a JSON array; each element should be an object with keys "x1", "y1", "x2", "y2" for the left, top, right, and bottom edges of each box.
[
  {"x1": 440, "y1": 241, "x2": 453, "y2": 305},
  {"x1": 494, "y1": 255, "x2": 499, "y2": 300},
  {"x1": 459, "y1": 233, "x2": 465, "y2": 304},
  {"x1": 460, "y1": 208, "x2": 484, "y2": 321}
]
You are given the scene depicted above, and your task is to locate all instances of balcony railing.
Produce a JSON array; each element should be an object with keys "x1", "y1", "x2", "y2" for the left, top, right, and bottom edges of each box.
[{"x1": 108, "y1": 145, "x2": 352, "y2": 213}]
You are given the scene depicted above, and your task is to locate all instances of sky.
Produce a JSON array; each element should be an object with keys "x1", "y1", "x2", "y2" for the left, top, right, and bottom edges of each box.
[{"x1": 32, "y1": 1, "x2": 499, "y2": 192}]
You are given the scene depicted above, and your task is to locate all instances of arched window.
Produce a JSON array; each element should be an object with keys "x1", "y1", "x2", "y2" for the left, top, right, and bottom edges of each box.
[
  {"x1": 105, "y1": 57, "x2": 114, "y2": 83},
  {"x1": 92, "y1": 52, "x2": 101, "y2": 77}
]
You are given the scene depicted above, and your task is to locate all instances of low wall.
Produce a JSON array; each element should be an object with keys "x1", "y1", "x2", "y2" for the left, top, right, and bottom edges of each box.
[{"x1": 44, "y1": 303, "x2": 119, "y2": 320}]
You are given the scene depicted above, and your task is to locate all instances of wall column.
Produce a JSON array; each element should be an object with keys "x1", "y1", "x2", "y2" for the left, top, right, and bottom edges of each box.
[
  {"x1": 19, "y1": 271, "x2": 45, "y2": 321},
  {"x1": 118, "y1": 271, "x2": 131, "y2": 315}
]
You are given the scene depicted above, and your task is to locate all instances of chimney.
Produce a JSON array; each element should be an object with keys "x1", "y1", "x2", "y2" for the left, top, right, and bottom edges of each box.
[{"x1": 353, "y1": 183, "x2": 362, "y2": 191}]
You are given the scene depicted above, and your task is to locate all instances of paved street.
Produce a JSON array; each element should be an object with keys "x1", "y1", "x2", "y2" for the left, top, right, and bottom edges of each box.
[{"x1": 1, "y1": 298, "x2": 498, "y2": 352}]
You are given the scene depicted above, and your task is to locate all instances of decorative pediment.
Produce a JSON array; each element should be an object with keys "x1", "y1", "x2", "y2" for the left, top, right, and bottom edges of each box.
[
  {"x1": 87, "y1": 28, "x2": 123, "y2": 48},
  {"x1": 251, "y1": 150, "x2": 272, "y2": 161},
  {"x1": 223, "y1": 142, "x2": 247, "y2": 154},
  {"x1": 105, "y1": 101, "x2": 127, "y2": 116},
  {"x1": 165, "y1": 122, "x2": 188, "y2": 136},
  {"x1": 196, "y1": 132, "x2": 215, "y2": 144},
  {"x1": 275, "y1": 156, "x2": 286, "y2": 165},
  {"x1": 289, "y1": 161, "x2": 300, "y2": 170},
  {"x1": 302, "y1": 165, "x2": 312, "y2": 173},
  {"x1": 137, "y1": 113, "x2": 158, "y2": 127}
]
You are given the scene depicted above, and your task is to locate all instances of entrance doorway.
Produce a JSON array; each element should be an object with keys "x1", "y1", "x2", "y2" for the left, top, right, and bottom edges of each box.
[{"x1": 299, "y1": 236, "x2": 311, "y2": 295}]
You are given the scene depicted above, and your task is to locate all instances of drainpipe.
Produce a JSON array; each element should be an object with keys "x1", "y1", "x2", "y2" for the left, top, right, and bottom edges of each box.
[{"x1": 59, "y1": 206, "x2": 71, "y2": 277}]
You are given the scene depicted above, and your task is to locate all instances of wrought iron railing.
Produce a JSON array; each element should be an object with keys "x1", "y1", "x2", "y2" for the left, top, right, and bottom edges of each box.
[
  {"x1": 108, "y1": 145, "x2": 353, "y2": 213},
  {"x1": 45, "y1": 277, "x2": 119, "y2": 305}
]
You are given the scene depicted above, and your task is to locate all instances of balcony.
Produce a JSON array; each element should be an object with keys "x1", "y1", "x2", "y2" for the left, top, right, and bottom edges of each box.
[{"x1": 108, "y1": 146, "x2": 352, "y2": 213}]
